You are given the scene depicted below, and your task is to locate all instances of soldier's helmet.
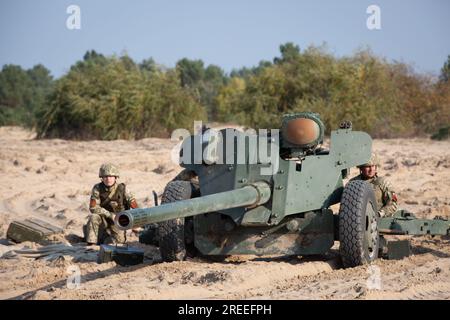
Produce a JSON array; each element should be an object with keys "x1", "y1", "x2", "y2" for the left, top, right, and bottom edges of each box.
[
  {"x1": 358, "y1": 153, "x2": 380, "y2": 168},
  {"x1": 99, "y1": 163, "x2": 120, "y2": 178}
]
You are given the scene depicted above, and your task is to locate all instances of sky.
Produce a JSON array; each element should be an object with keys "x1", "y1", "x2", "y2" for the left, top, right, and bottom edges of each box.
[{"x1": 0, "y1": 0, "x2": 449, "y2": 78}]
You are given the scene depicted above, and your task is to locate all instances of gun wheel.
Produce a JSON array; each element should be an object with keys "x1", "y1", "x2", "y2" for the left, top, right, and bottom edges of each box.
[
  {"x1": 339, "y1": 180, "x2": 379, "y2": 268},
  {"x1": 158, "y1": 180, "x2": 199, "y2": 262},
  {"x1": 138, "y1": 223, "x2": 159, "y2": 246}
]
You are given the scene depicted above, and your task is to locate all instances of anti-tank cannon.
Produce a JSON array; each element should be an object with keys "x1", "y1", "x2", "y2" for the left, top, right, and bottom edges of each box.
[{"x1": 115, "y1": 112, "x2": 450, "y2": 267}]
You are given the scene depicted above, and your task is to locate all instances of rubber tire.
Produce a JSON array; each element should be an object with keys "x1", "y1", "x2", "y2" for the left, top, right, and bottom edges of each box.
[
  {"x1": 339, "y1": 180, "x2": 379, "y2": 268},
  {"x1": 158, "y1": 180, "x2": 199, "y2": 262},
  {"x1": 139, "y1": 223, "x2": 159, "y2": 246}
]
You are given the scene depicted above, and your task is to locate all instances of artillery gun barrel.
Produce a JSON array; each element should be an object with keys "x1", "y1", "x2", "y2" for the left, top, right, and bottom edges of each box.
[{"x1": 115, "y1": 181, "x2": 271, "y2": 230}]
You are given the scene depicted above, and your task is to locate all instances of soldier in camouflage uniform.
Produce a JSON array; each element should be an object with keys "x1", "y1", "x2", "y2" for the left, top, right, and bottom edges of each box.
[
  {"x1": 84, "y1": 163, "x2": 139, "y2": 245},
  {"x1": 349, "y1": 153, "x2": 398, "y2": 217}
]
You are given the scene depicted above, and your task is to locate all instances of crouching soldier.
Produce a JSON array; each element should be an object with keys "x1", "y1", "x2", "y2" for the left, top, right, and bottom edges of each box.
[
  {"x1": 350, "y1": 153, "x2": 398, "y2": 217},
  {"x1": 84, "y1": 163, "x2": 138, "y2": 245}
]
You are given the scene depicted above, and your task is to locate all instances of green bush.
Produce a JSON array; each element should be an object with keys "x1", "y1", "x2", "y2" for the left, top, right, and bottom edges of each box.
[
  {"x1": 37, "y1": 55, "x2": 206, "y2": 139},
  {"x1": 216, "y1": 45, "x2": 450, "y2": 138},
  {"x1": 3, "y1": 46, "x2": 450, "y2": 140},
  {"x1": 0, "y1": 64, "x2": 53, "y2": 127},
  {"x1": 431, "y1": 126, "x2": 450, "y2": 140}
]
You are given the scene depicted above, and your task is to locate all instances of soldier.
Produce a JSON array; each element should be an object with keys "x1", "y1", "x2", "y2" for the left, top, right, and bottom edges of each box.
[
  {"x1": 84, "y1": 163, "x2": 139, "y2": 245},
  {"x1": 349, "y1": 153, "x2": 398, "y2": 217}
]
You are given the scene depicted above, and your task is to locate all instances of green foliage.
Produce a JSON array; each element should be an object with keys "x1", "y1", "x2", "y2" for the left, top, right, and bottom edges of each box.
[
  {"x1": 139, "y1": 58, "x2": 158, "y2": 75},
  {"x1": 0, "y1": 64, "x2": 53, "y2": 126},
  {"x1": 3, "y1": 45, "x2": 450, "y2": 140},
  {"x1": 216, "y1": 44, "x2": 450, "y2": 138},
  {"x1": 440, "y1": 55, "x2": 450, "y2": 83},
  {"x1": 431, "y1": 126, "x2": 449, "y2": 140},
  {"x1": 37, "y1": 54, "x2": 205, "y2": 140},
  {"x1": 176, "y1": 58, "x2": 205, "y2": 87},
  {"x1": 230, "y1": 60, "x2": 272, "y2": 79},
  {"x1": 216, "y1": 77, "x2": 246, "y2": 123},
  {"x1": 176, "y1": 58, "x2": 227, "y2": 119},
  {"x1": 274, "y1": 42, "x2": 301, "y2": 64}
]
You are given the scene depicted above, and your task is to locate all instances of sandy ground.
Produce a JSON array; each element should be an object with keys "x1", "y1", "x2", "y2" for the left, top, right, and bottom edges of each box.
[{"x1": 0, "y1": 126, "x2": 449, "y2": 300}]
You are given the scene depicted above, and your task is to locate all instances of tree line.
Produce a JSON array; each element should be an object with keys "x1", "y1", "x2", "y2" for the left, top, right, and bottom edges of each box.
[{"x1": 1, "y1": 43, "x2": 449, "y2": 139}]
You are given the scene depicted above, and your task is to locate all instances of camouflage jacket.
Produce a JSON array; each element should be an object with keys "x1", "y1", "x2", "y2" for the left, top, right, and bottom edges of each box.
[
  {"x1": 89, "y1": 182, "x2": 138, "y2": 220},
  {"x1": 349, "y1": 174, "x2": 398, "y2": 217}
]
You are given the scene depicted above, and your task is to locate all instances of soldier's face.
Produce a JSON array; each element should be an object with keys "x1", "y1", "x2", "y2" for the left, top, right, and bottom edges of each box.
[
  {"x1": 360, "y1": 165, "x2": 377, "y2": 179},
  {"x1": 102, "y1": 176, "x2": 116, "y2": 187}
]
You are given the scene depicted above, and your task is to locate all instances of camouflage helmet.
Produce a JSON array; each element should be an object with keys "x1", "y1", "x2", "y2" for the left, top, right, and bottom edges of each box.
[
  {"x1": 99, "y1": 163, "x2": 120, "y2": 177},
  {"x1": 358, "y1": 153, "x2": 380, "y2": 167}
]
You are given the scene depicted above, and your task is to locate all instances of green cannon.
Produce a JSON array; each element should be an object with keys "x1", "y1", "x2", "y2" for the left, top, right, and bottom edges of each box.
[
  {"x1": 115, "y1": 112, "x2": 449, "y2": 267},
  {"x1": 116, "y1": 181, "x2": 271, "y2": 228}
]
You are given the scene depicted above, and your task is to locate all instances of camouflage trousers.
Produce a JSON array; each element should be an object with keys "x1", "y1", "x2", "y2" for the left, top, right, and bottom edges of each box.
[{"x1": 83, "y1": 213, "x2": 125, "y2": 245}]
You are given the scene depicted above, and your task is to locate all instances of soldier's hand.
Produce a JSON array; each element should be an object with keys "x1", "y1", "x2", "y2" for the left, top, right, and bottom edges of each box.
[{"x1": 131, "y1": 227, "x2": 143, "y2": 234}]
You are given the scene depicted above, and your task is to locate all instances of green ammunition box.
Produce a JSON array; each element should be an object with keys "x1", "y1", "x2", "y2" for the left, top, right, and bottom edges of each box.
[{"x1": 6, "y1": 218, "x2": 64, "y2": 244}]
